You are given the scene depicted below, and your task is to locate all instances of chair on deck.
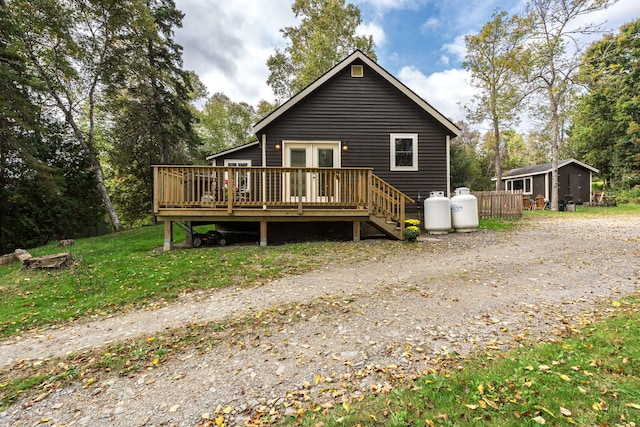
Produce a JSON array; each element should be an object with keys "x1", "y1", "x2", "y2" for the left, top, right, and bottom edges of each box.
[
  {"x1": 523, "y1": 196, "x2": 534, "y2": 210},
  {"x1": 534, "y1": 194, "x2": 547, "y2": 210},
  {"x1": 592, "y1": 192, "x2": 605, "y2": 206}
]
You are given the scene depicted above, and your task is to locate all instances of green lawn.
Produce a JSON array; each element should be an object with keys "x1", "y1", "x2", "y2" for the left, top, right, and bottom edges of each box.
[
  {"x1": 0, "y1": 225, "x2": 429, "y2": 339},
  {"x1": 282, "y1": 296, "x2": 640, "y2": 426}
]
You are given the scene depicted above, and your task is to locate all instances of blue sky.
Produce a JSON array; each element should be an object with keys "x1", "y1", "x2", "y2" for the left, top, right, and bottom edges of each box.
[{"x1": 174, "y1": 0, "x2": 640, "y2": 128}]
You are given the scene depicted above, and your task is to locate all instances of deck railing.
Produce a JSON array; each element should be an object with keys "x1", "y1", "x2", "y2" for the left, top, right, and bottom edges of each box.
[
  {"x1": 371, "y1": 174, "x2": 415, "y2": 224},
  {"x1": 153, "y1": 165, "x2": 373, "y2": 212}
]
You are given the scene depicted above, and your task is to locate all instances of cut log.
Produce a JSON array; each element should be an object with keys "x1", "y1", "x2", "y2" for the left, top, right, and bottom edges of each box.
[
  {"x1": 0, "y1": 249, "x2": 32, "y2": 266},
  {"x1": 0, "y1": 253, "x2": 15, "y2": 266},
  {"x1": 23, "y1": 252, "x2": 75, "y2": 270},
  {"x1": 58, "y1": 239, "x2": 74, "y2": 247}
]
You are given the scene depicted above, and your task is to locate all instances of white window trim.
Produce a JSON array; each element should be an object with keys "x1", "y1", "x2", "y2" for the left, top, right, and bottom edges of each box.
[
  {"x1": 506, "y1": 177, "x2": 533, "y2": 195},
  {"x1": 390, "y1": 133, "x2": 418, "y2": 171}
]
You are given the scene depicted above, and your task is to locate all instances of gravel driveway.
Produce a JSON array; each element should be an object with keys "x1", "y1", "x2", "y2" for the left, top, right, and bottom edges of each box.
[{"x1": 1, "y1": 214, "x2": 638, "y2": 426}]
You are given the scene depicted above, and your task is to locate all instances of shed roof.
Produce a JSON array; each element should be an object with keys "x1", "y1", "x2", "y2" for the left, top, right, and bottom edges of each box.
[
  {"x1": 252, "y1": 50, "x2": 461, "y2": 137},
  {"x1": 205, "y1": 140, "x2": 259, "y2": 161},
  {"x1": 502, "y1": 159, "x2": 599, "y2": 180}
]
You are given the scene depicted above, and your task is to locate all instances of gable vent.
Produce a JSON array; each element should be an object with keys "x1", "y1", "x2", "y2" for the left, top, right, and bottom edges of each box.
[{"x1": 351, "y1": 64, "x2": 364, "y2": 78}]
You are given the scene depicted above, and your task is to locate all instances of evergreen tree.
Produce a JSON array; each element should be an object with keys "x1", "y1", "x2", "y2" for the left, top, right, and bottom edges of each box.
[{"x1": 105, "y1": 0, "x2": 202, "y2": 224}]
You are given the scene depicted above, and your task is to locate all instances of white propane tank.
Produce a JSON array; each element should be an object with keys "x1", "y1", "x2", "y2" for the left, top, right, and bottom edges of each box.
[
  {"x1": 424, "y1": 191, "x2": 451, "y2": 234},
  {"x1": 450, "y1": 187, "x2": 479, "y2": 232}
]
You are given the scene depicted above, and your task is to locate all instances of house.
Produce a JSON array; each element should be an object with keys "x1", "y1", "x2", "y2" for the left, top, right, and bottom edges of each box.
[
  {"x1": 500, "y1": 159, "x2": 599, "y2": 205},
  {"x1": 154, "y1": 50, "x2": 460, "y2": 249}
]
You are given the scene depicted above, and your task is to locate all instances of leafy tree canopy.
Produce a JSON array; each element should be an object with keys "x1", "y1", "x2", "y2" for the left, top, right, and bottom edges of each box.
[
  {"x1": 571, "y1": 18, "x2": 640, "y2": 188},
  {"x1": 267, "y1": 0, "x2": 376, "y2": 101}
]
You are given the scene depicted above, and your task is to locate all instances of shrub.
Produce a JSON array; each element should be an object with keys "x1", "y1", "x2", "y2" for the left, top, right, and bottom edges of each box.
[{"x1": 404, "y1": 226, "x2": 421, "y2": 241}]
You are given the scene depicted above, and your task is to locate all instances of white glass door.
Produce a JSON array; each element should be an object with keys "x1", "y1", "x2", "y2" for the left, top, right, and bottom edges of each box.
[{"x1": 283, "y1": 142, "x2": 340, "y2": 202}]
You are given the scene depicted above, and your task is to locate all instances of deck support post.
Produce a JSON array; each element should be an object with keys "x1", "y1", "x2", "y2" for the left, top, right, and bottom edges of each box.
[
  {"x1": 353, "y1": 221, "x2": 361, "y2": 242},
  {"x1": 184, "y1": 221, "x2": 193, "y2": 246},
  {"x1": 163, "y1": 221, "x2": 173, "y2": 251},
  {"x1": 260, "y1": 220, "x2": 267, "y2": 247}
]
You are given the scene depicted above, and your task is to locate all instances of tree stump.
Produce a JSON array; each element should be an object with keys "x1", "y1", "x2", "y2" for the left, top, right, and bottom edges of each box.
[{"x1": 23, "y1": 252, "x2": 75, "y2": 270}]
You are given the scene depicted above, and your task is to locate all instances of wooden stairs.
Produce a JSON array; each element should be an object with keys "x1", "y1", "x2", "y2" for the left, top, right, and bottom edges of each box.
[{"x1": 368, "y1": 175, "x2": 414, "y2": 240}]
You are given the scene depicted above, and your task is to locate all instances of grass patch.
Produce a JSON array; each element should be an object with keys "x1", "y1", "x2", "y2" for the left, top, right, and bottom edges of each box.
[
  {"x1": 479, "y1": 217, "x2": 522, "y2": 231},
  {"x1": 525, "y1": 202, "x2": 640, "y2": 217},
  {"x1": 0, "y1": 226, "x2": 429, "y2": 339},
  {"x1": 283, "y1": 296, "x2": 640, "y2": 426}
]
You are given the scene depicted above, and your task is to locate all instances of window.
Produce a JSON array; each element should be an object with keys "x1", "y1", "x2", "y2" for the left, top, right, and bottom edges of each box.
[
  {"x1": 351, "y1": 64, "x2": 364, "y2": 77},
  {"x1": 506, "y1": 177, "x2": 532, "y2": 195},
  {"x1": 390, "y1": 133, "x2": 418, "y2": 171},
  {"x1": 223, "y1": 159, "x2": 251, "y2": 194}
]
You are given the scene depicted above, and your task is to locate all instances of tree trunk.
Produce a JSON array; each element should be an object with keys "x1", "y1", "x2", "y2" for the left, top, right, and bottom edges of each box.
[
  {"x1": 550, "y1": 97, "x2": 560, "y2": 212},
  {"x1": 24, "y1": 47, "x2": 123, "y2": 232},
  {"x1": 493, "y1": 119, "x2": 502, "y2": 191}
]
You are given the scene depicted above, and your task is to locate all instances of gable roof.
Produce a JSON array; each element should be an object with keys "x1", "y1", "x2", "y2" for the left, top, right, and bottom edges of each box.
[
  {"x1": 502, "y1": 159, "x2": 599, "y2": 180},
  {"x1": 253, "y1": 50, "x2": 461, "y2": 137},
  {"x1": 205, "y1": 140, "x2": 260, "y2": 161}
]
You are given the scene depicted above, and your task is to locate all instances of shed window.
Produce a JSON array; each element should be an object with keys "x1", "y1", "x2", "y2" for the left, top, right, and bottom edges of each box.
[
  {"x1": 506, "y1": 177, "x2": 532, "y2": 195},
  {"x1": 390, "y1": 133, "x2": 418, "y2": 171}
]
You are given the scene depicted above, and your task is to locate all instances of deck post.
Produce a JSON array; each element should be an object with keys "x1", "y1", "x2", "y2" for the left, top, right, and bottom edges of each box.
[
  {"x1": 163, "y1": 220, "x2": 173, "y2": 251},
  {"x1": 260, "y1": 220, "x2": 267, "y2": 247},
  {"x1": 184, "y1": 221, "x2": 193, "y2": 246},
  {"x1": 353, "y1": 221, "x2": 361, "y2": 242}
]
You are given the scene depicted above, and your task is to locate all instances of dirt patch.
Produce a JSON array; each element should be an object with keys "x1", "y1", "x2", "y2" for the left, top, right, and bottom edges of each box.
[{"x1": 1, "y1": 214, "x2": 639, "y2": 426}]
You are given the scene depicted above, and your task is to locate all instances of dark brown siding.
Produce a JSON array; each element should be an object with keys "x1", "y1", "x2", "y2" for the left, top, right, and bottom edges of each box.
[
  {"x1": 211, "y1": 143, "x2": 263, "y2": 166},
  {"x1": 558, "y1": 163, "x2": 591, "y2": 204},
  {"x1": 533, "y1": 175, "x2": 546, "y2": 197},
  {"x1": 257, "y1": 59, "x2": 454, "y2": 202}
]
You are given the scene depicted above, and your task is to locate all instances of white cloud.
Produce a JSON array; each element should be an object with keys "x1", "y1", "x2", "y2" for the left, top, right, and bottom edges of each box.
[
  {"x1": 398, "y1": 66, "x2": 478, "y2": 124},
  {"x1": 441, "y1": 34, "x2": 468, "y2": 64},
  {"x1": 357, "y1": 21, "x2": 386, "y2": 46},
  {"x1": 421, "y1": 17, "x2": 440, "y2": 32},
  {"x1": 175, "y1": 0, "x2": 296, "y2": 105}
]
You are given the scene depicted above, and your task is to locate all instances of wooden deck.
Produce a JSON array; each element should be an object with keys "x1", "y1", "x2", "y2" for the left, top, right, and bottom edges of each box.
[{"x1": 153, "y1": 166, "x2": 414, "y2": 249}]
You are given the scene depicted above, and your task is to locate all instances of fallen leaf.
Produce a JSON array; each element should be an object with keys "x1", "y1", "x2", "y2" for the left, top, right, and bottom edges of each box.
[
  {"x1": 82, "y1": 378, "x2": 97, "y2": 388},
  {"x1": 533, "y1": 415, "x2": 546, "y2": 424},
  {"x1": 169, "y1": 404, "x2": 180, "y2": 413},
  {"x1": 342, "y1": 402, "x2": 350, "y2": 413},
  {"x1": 626, "y1": 403, "x2": 640, "y2": 410},
  {"x1": 465, "y1": 404, "x2": 479, "y2": 410},
  {"x1": 560, "y1": 407, "x2": 572, "y2": 417},
  {"x1": 558, "y1": 374, "x2": 571, "y2": 382},
  {"x1": 483, "y1": 397, "x2": 499, "y2": 410},
  {"x1": 612, "y1": 301, "x2": 622, "y2": 307},
  {"x1": 533, "y1": 405, "x2": 555, "y2": 418}
]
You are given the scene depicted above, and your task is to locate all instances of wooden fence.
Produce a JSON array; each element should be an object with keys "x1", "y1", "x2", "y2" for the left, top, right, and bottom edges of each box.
[{"x1": 472, "y1": 190, "x2": 523, "y2": 219}]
